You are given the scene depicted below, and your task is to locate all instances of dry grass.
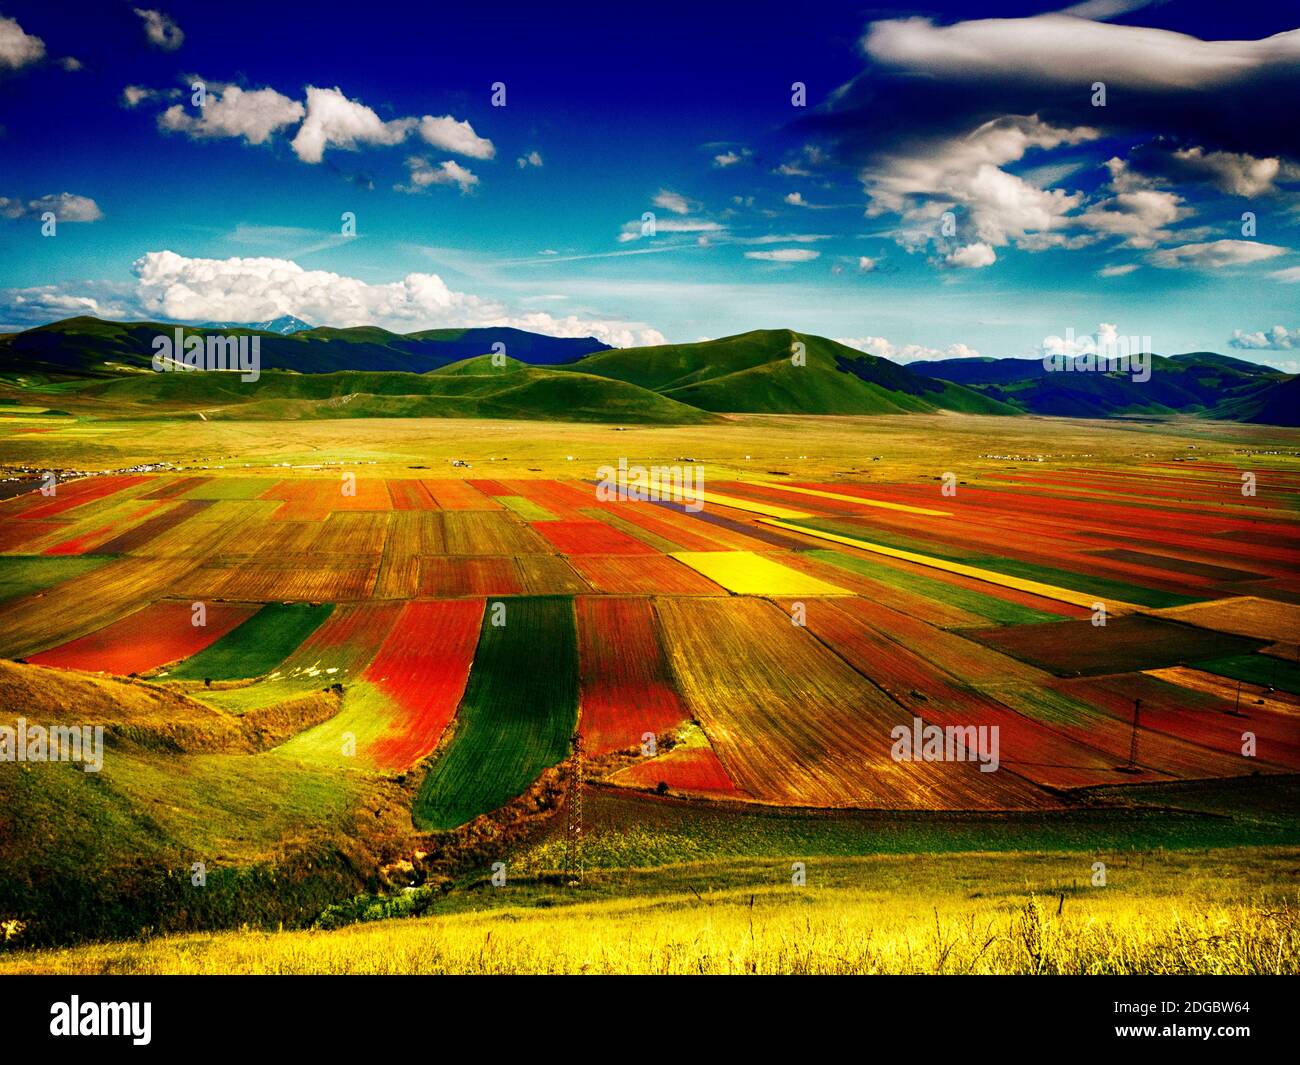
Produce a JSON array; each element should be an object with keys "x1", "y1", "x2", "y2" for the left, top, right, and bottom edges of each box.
[{"x1": 4, "y1": 849, "x2": 1295, "y2": 975}]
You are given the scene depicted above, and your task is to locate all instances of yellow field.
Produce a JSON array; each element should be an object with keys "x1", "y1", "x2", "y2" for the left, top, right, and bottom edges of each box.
[{"x1": 669, "y1": 550, "x2": 850, "y2": 595}]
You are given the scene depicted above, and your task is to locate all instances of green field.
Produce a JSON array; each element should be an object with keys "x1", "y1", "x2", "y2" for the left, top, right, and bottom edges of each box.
[
  {"x1": 164, "y1": 602, "x2": 335, "y2": 681},
  {"x1": 0, "y1": 555, "x2": 112, "y2": 603},
  {"x1": 413, "y1": 596, "x2": 579, "y2": 830}
]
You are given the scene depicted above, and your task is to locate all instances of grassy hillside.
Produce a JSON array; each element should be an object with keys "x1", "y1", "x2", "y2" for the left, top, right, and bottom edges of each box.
[
  {"x1": 56, "y1": 358, "x2": 719, "y2": 424},
  {"x1": 0, "y1": 317, "x2": 609, "y2": 378},
  {"x1": 568, "y1": 329, "x2": 1017, "y2": 415}
]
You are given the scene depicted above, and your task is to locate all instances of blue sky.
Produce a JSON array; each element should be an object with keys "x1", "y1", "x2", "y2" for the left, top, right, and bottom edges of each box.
[{"x1": 1, "y1": 0, "x2": 1298, "y2": 365}]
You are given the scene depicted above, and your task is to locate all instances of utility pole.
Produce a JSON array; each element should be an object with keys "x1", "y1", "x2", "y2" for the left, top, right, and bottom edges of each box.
[{"x1": 1126, "y1": 697, "x2": 1142, "y2": 771}]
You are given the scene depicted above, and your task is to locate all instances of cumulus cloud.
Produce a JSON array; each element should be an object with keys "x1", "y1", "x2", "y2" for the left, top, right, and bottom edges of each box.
[
  {"x1": 130, "y1": 250, "x2": 664, "y2": 347},
  {"x1": 0, "y1": 15, "x2": 44, "y2": 70},
  {"x1": 857, "y1": 256, "x2": 878, "y2": 272},
  {"x1": 516, "y1": 150, "x2": 543, "y2": 169},
  {"x1": 133, "y1": 8, "x2": 183, "y2": 51},
  {"x1": 837, "y1": 336, "x2": 980, "y2": 362},
  {"x1": 290, "y1": 86, "x2": 417, "y2": 164},
  {"x1": 1041, "y1": 323, "x2": 1124, "y2": 358},
  {"x1": 1229, "y1": 325, "x2": 1300, "y2": 350},
  {"x1": 0, "y1": 285, "x2": 128, "y2": 325},
  {"x1": 652, "y1": 189, "x2": 694, "y2": 215},
  {"x1": 1148, "y1": 239, "x2": 1287, "y2": 269},
  {"x1": 0, "y1": 192, "x2": 102, "y2": 222},
  {"x1": 418, "y1": 115, "x2": 495, "y2": 159},
  {"x1": 744, "y1": 248, "x2": 820, "y2": 262},
  {"x1": 863, "y1": 116, "x2": 1097, "y2": 262},
  {"x1": 158, "y1": 84, "x2": 304, "y2": 146},
  {"x1": 945, "y1": 242, "x2": 996, "y2": 268},
  {"x1": 397, "y1": 157, "x2": 479, "y2": 195}
]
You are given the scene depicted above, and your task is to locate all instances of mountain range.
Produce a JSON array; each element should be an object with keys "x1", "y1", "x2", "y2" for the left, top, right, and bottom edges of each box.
[
  {"x1": 0, "y1": 316, "x2": 1294, "y2": 426},
  {"x1": 909, "y1": 352, "x2": 1295, "y2": 423}
]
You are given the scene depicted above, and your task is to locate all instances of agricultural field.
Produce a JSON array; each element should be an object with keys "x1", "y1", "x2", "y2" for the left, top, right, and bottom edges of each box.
[{"x1": 1, "y1": 413, "x2": 1298, "y2": 970}]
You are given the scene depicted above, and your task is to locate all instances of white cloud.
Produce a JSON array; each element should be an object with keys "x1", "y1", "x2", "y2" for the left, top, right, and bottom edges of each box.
[
  {"x1": 1041, "y1": 323, "x2": 1122, "y2": 357},
  {"x1": 1079, "y1": 188, "x2": 1188, "y2": 248},
  {"x1": 133, "y1": 8, "x2": 183, "y2": 51},
  {"x1": 158, "y1": 85, "x2": 304, "y2": 146},
  {"x1": 418, "y1": 115, "x2": 495, "y2": 159},
  {"x1": 863, "y1": 14, "x2": 1300, "y2": 92},
  {"x1": 864, "y1": 116, "x2": 1098, "y2": 256},
  {"x1": 736, "y1": 233, "x2": 830, "y2": 245},
  {"x1": 59, "y1": 56, "x2": 82, "y2": 72},
  {"x1": 0, "y1": 192, "x2": 102, "y2": 222},
  {"x1": 122, "y1": 85, "x2": 156, "y2": 107},
  {"x1": 946, "y1": 242, "x2": 996, "y2": 268},
  {"x1": 1170, "y1": 146, "x2": 1288, "y2": 197},
  {"x1": 290, "y1": 86, "x2": 417, "y2": 164},
  {"x1": 652, "y1": 189, "x2": 694, "y2": 215},
  {"x1": 744, "y1": 248, "x2": 820, "y2": 262},
  {"x1": 837, "y1": 336, "x2": 980, "y2": 362},
  {"x1": 1229, "y1": 325, "x2": 1300, "y2": 350},
  {"x1": 1270, "y1": 266, "x2": 1300, "y2": 283},
  {"x1": 0, "y1": 15, "x2": 44, "y2": 70},
  {"x1": 1098, "y1": 263, "x2": 1140, "y2": 277},
  {"x1": 784, "y1": 192, "x2": 808, "y2": 206},
  {"x1": 0, "y1": 285, "x2": 127, "y2": 323},
  {"x1": 398, "y1": 157, "x2": 479, "y2": 195},
  {"x1": 857, "y1": 256, "x2": 878, "y2": 272},
  {"x1": 516, "y1": 150, "x2": 543, "y2": 169},
  {"x1": 618, "y1": 216, "x2": 723, "y2": 242},
  {"x1": 1149, "y1": 239, "x2": 1288, "y2": 269},
  {"x1": 713, "y1": 149, "x2": 750, "y2": 168},
  {"x1": 130, "y1": 250, "x2": 665, "y2": 347}
]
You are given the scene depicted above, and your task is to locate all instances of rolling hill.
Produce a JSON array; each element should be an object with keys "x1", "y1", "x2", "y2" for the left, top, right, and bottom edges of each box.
[
  {"x1": 63, "y1": 354, "x2": 719, "y2": 424},
  {"x1": 566, "y1": 330, "x2": 1017, "y2": 416},
  {"x1": 0, "y1": 317, "x2": 611, "y2": 378},
  {"x1": 1, "y1": 316, "x2": 1292, "y2": 425},
  {"x1": 911, "y1": 352, "x2": 1298, "y2": 425}
]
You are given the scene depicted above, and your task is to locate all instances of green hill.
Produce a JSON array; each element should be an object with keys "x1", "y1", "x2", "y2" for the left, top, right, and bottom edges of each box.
[
  {"x1": 566, "y1": 329, "x2": 1016, "y2": 415},
  {"x1": 67, "y1": 359, "x2": 717, "y2": 424},
  {"x1": 0, "y1": 317, "x2": 610, "y2": 378}
]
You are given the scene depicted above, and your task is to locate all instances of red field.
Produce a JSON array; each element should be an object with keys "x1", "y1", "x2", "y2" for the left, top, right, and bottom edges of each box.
[
  {"x1": 577, "y1": 597, "x2": 689, "y2": 755},
  {"x1": 609, "y1": 745, "x2": 746, "y2": 797},
  {"x1": 364, "y1": 599, "x2": 483, "y2": 767},
  {"x1": 28, "y1": 600, "x2": 255, "y2": 674}
]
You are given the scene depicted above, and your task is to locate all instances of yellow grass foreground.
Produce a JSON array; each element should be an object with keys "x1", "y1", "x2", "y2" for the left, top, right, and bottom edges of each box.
[{"x1": 4, "y1": 850, "x2": 1295, "y2": 975}]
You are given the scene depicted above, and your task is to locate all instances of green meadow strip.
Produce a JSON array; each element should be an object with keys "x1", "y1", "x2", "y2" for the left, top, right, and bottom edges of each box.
[
  {"x1": 0, "y1": 556, "x2": 114, "y2": 603},
  {"x1": 181, "y1": 477, "x2": 279, "y2": 500},
  {"x1": 1193, "y1": 653, "x2": 1300, "y2": 696},
  {"x1": 414, "y1": 596, "x2": 578, "y2": 831},
  {"x1": 807, "y1": 549, "x2": 1061, "y2": 626},
  {"x1": 793, "y1": 517, "x2": 973, "y2": 563},
  {"x1": 165, "y1": 602, "x2": 336, "y2": 681}
]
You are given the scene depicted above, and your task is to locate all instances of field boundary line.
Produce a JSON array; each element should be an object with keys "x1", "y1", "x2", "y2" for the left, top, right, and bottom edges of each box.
[{"x1": 760, "y1": 518, "x2": 1143, "y2": 613}]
